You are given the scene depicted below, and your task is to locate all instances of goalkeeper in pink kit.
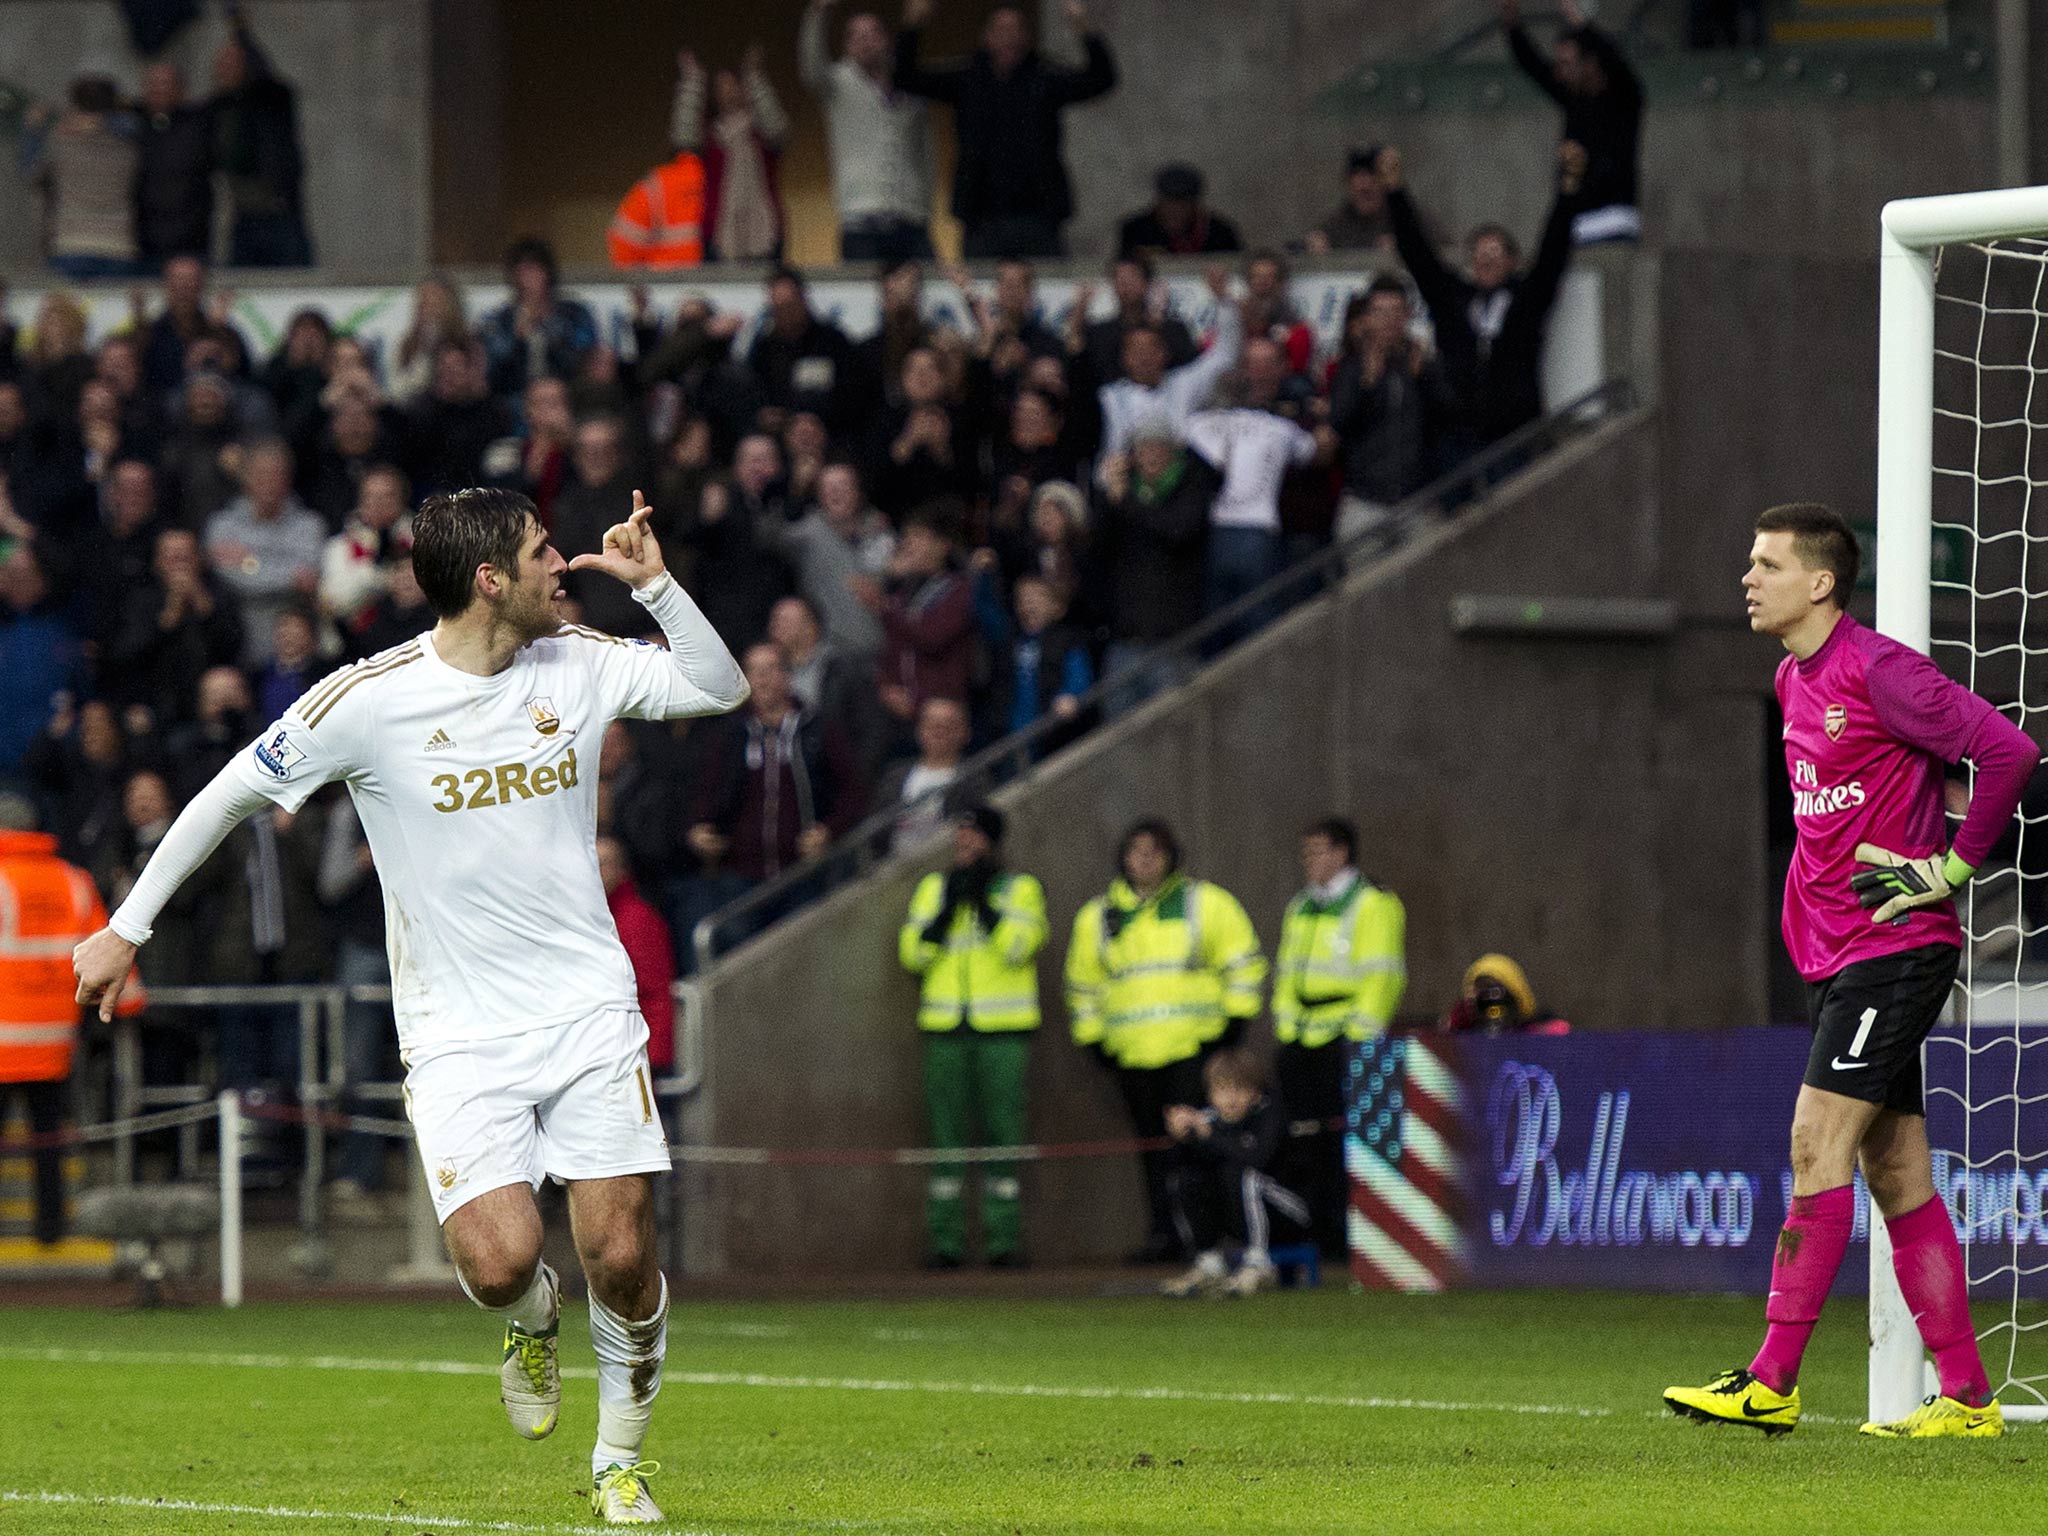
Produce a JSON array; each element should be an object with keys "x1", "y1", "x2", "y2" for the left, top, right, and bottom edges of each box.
[{"x1": 1666, "y1": 503, "x2": 2037, "y2": 1438}]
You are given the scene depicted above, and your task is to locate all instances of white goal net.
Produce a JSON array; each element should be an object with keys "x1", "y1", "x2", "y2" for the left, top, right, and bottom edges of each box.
[{"x1": 1880, "y1": 190, "x2": 2048, "y2": 1424}]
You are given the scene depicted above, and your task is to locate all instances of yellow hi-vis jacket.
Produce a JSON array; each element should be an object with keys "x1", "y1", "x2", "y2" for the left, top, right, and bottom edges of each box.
[
  {"x1": 1272, "y1": 873, "x2": 1406, "y2": 1048},
  {"x1": 1065, "y1": 875, "x2": 1266, "y2": 1069},
  {"x1": 899, "y1": 870, "x2": 1048, "y2": 1032}
]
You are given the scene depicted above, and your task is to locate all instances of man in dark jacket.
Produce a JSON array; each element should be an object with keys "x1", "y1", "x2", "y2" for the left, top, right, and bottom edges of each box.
[
  {"x1": 208, "y1": 5, "x2": 313, "y2": 266},
  {"x1": 552, "y1": 416, "x2": 650, "y2": 638},
  {"x1": 1501, "y1": 0, "x2": 1641, "y2": 244},
  {"x1": 1093, "y1": 416, "x2": 1219, "y2": 711},
  {"x1": 894, "y1": 0, "x2": 1117, "y2": 258},
  {"x1": 477, "y1": 238, "x2": 601, "y2": 405},
  {"x1": 746, "y1": 268, "x2": 856, "y2": 436},
  {"x1": 1083, "y1": 254, "x2": 1196, "y2": 385},
  {"x1": 1328, "y1": 279, "x2": 1457, "y2": 543},
  {"x1": 1116, "y1": 164, "x2": 1242, "y2": 260},
  {"x1": 687, "y1": 642, "x2": 863, "y2": 886},
  {"x1": 105, "y1": 528, "x2": 244, "y2": 725},
  {"x1": 675, "y1": 434, "x2": 794, "y2": 653},
  {"x1": 1382, "y1": 142, "x2": 1585, "y2": 463},
  {"x1": 135, "y1": 62, "x2": 212, "y2": 265},
  {"x1": 404, "y1": 340, "x2": 515, "y2": 499},
  {"x1": 192, "y1": 801, "x2": 331, "y2": 1091}
]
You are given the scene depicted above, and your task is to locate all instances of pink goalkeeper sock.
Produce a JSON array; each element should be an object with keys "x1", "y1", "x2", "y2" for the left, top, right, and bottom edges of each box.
[
  {"x1": 1749, "y1": 1184, "x2": 1856, "y2": 1394},
  {"x1": 1888, "y1": 1195, "x2": 1991, "y2": 1407}
]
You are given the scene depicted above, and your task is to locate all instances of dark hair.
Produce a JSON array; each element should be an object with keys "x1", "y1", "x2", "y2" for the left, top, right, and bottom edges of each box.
[
  {"x1": 768, "y1": 264, "x2": 807, "y2": 293},
  {"x1": 1113, "y1": 251, "x2": 1156, "y2": 283},
  {"x1": 904, "y1": 498, "x2": 967, "y2": 547},
  {"x1": 285, "y1": 307, "x2": 332, "y2": 341},
  {"x1": 502, "y1": 236, "x2": 557, "y2": 281},
  {"x1": 1304, "y1": 817, "x2": 1358, "y2": 860},
  {"x1": 1119, "y1": 818, "x2": 1181, "y2": 877},
  {"x1": 71, "y1": 76, "x2": 118, "y2": 114},
  {"x1": 412, "y1": 487, "x2": 536, "y2": 618},
  {"x1": 1364, "y1": 275, "x2": 1408, "y2": 305},
  {"x1": 880, "y1": 257, "x2": 922, "y2": 284},
  {"x1": 1340, "y1": 293, "x2": 1372, "y2": 348},
  {"x1": 1204, "y1": 1046, "x2": 1269, "y2": 1096},
  {"x1": 1245, "y1": 247, "x2": 1288, "y2": 276},
  {"x1": 1755, "y1": 502, "x2": 1860, "y2": 608}
]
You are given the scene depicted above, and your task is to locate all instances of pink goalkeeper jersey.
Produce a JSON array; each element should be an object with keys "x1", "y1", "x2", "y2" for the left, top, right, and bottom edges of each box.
[{"x1": 1777, "y1": 613, "x2": 1996, "y2": 981}]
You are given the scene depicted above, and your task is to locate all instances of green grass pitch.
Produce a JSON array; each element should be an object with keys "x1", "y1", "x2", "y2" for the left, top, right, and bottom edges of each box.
[{"x1": 2, "y1": 1288, "x2": 2041, "y2": 1534}]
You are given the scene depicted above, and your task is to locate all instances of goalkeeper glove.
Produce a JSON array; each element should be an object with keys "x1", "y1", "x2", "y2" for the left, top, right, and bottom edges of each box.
[{"x1": 1851, "y1": 843, "x2": 1974, "y2": 925}]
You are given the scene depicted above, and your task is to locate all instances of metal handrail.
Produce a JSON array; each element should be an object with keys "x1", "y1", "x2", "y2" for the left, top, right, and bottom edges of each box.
[
  {"x1": 119, "y1": 978, "x2": 707, "y2": 1100},
  {"x1": 691, "y1": 376, "x2": 1640, "y2": 971}
]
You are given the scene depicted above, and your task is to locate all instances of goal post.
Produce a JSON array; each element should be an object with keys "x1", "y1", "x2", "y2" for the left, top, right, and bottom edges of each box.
[{"x1": 1874, "y1": 184, "x2": 2048, "y2": 1427}]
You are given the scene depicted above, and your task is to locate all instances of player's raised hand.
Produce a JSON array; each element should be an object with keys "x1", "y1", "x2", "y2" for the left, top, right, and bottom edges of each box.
[
  {"x1": 1851, "y1": 842, "x2": 1971, "y2": 925},
  {"x1": 568, "y1": 490, "x2": 668, "y2": 590},
  {"x1": 73, "y1": 927, "x2": 139, "y2": 1024}
]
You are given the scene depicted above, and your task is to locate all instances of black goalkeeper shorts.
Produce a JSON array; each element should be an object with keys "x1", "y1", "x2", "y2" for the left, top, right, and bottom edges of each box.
[{"x1": 1803, "y1": 942, "x2": 1960, "y2": 1115}]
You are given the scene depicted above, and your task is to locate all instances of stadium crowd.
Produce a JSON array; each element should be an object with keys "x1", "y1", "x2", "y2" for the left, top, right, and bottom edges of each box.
[{"x1": 0, "y1": 1, "x2": 1635, "y2": 1209}]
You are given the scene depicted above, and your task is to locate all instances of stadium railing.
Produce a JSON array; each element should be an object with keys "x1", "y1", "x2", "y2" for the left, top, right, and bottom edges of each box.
[
  {"x1": 689, "y1": 376, "x2": 1641, "y2": 974},
  {"x1": 85, "y1": 979, "x2": 708, "y2": 1284}
]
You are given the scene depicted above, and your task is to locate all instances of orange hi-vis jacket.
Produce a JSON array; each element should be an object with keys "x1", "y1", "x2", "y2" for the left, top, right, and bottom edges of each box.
[
  {"x1": 0, "y1": 830, "x2": 143, "y2": 1083},
  {"x1": 608, "y1": 153, "x2": 707, "y2": 268}
]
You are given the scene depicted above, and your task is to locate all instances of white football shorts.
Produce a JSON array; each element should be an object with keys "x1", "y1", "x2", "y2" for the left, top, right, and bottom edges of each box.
[{"x1": 402, "y1": 1006, "x2": 671, "y2": 1224}]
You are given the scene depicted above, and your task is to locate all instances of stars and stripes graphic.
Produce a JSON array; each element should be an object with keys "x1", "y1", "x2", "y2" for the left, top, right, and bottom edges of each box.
[{"x1": 1346, "y1": 1034, "x2": 1467, "y2": 1292}]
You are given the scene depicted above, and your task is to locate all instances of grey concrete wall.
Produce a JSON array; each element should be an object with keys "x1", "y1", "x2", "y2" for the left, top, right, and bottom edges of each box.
[
  {"x1": 429, "y1": 0, "x2": 508, "y2": 267},
  {"x1": 1656, "y1": 248, "x2": 1881, "y2": 619},
  {"x1": 690, "y1": 405, "x2": 1777, "y2": 1274},
  {"x1": 0, "y1": 0, "x2": 430, "y2": 274}
]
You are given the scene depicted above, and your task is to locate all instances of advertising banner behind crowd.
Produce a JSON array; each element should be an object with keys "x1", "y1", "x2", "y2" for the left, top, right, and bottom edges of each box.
[{"x1": 1346, "y1": 1026, "x2": 2048, "y2": 1299}]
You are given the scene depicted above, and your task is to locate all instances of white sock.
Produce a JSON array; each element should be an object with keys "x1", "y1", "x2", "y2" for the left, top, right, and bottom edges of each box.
[
  {"x1": 459, "y1": 1261, "x2": 557, "y2": 1334},
  {"x1": 591, "y1": 1271, "x2": 668, "y2": 1476}
]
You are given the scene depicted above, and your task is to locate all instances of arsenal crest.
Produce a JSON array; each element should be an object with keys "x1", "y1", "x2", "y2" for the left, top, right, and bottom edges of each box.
[
  {"x1": 1824, "y1": 703, "x2": 1846, "y2": 741},
  {"x1": 526, "y1": 697, "x2": 561, "y2": 736}
]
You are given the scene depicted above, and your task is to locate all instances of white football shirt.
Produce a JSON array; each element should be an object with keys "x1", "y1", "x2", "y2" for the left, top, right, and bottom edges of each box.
[{"x1": 224, "y1": 578, "x2": 742, "y2": 1049}]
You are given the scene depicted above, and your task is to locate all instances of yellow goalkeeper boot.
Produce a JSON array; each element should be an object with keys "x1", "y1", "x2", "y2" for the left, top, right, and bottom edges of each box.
[
  {"x1": 1860, "y1": 1394, "x2": 2003, "y2": 1438},
  {"x1": 1663, "y1": 1368, "x2": 1800, "y2": 1435}
]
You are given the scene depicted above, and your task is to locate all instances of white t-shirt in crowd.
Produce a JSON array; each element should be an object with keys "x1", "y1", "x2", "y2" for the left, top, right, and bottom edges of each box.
[{"x1": 1185, "y1": 407, "x2": 1319, "y2": 534}]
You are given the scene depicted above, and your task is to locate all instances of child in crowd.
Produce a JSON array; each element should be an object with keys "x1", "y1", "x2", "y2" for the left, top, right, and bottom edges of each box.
[{"x1": 1161, "y1": 1047, "x2": 1311, "y2": 1297}]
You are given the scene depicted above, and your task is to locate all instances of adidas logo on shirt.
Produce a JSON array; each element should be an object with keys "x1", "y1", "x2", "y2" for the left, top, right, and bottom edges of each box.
[{"x1": 425, "y1": 729, "x2": 456, "y2": 752}]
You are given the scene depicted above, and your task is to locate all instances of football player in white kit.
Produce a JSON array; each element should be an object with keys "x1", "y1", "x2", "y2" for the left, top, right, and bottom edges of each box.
[{"x1": 73, "y1": 486, "x2": 747, "y2": 1525}]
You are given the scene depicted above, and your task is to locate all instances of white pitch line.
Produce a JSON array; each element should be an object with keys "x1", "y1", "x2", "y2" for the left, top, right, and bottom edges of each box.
[
  {"x1": 0, "y1": 1344, "x2": 1611, "y2": 1419},
  {"x1": 0, "y1": 1346, "x2": 1908, "y2": 1434},
  {"x1": 0, "y1": 1488, "x2": 694, "y2": 1535}
]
